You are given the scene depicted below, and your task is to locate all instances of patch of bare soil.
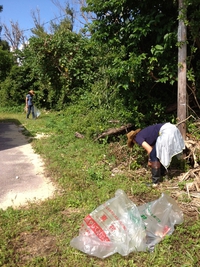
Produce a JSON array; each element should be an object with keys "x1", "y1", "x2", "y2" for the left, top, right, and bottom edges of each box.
[{"x1": 13, "y1": 230, "x2": 58, "y2": 263}]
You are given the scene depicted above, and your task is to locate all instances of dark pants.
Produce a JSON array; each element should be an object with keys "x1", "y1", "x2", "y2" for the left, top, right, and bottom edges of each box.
[
  {"x1": 27, "y1": 105, "x2": 34, "y2": 118},
  {"x1": 149, "y1": 144, "x2": 166, "y2": 183},
  {"x1": 150, "y1": 145, "x2": 158, "y2": 162}
]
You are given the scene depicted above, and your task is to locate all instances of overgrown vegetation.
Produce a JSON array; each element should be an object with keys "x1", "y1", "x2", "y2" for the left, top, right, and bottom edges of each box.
[
  {"x1": 0, "y1": 110, "x2": 199, "y2": 266},
  {"x1": 1, "y1": 0, "x2": 200, "y2": 126},
  {"x1": 0, "y1": 0, "x2": 200, "y2": 265}
]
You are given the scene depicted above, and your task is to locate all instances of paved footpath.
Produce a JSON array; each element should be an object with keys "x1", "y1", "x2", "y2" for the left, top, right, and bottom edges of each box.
[{"x1": 0, "y1": 122, "x2": 55, "y2": 210}]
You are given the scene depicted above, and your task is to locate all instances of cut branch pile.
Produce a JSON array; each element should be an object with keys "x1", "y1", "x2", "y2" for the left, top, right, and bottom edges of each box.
[
  {"x1": 180, "y1": 136, "x2": 200, "y2": 198},
  {"x1": 95, "y1": 123, "x2": 133, "y2": 141}
]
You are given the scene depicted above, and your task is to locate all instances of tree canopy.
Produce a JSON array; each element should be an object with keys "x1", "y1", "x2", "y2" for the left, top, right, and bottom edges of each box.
[{"x1": 0, "y1": 1, "x2": 200, "y2": 128}]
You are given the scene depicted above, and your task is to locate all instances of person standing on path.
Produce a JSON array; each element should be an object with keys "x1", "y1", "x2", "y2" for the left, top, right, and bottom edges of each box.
[{"x1": 26, "y1": 90, "x2": 35, "y2": 119}]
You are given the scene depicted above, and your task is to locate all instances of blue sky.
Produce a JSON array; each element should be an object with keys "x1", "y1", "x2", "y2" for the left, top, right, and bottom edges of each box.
[{"x1": 0, "y1": 0, "x2": 84, "y2": 40}]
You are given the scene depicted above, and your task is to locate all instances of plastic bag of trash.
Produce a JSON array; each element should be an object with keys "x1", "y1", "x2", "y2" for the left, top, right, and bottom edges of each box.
[
  {"x1": 70, "y1": 190, "x2": 183, "y2": 259},
  {"x1": 70, "y1": 189, "x2": 147, "y2": 259},
  {"x1": 138, "y1": 193, "x2": 184, "y2": 252},
  {"x1": 33, "y1": 106, "x2": 41, "y2": 118}
]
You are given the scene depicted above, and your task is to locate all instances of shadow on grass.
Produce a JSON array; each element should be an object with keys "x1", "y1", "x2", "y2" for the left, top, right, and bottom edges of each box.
[{"x1": 0, "y1": 118, "x2": 34, "y2": 151}]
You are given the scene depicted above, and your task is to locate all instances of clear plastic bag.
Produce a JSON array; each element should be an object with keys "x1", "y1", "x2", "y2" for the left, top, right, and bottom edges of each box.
[
  {"x1": 70, "y1": 190, "x2": 183, "y2": 259},
  {"x1": 70, "y1": 189, "x2": 147, "y2": 258},
  {"x1": 33, "y1": 106, "x2": 41, "y2": 118},
  {"x1": 138, "y1": 193, "x2": 184, "y2": 252}
]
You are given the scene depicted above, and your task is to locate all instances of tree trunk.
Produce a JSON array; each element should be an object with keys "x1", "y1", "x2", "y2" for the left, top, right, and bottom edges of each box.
[{"x1": 177, "y1": 0, "x2": 187, "y2": 140}]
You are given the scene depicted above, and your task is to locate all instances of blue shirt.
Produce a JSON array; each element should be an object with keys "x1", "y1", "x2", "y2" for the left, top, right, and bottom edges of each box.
[
  {"x1": 26, "y1": 94, "x2": 33, "y2": 106},
  {"x1": 135, "y1": 123, "x2": 165, "y2": 146}
]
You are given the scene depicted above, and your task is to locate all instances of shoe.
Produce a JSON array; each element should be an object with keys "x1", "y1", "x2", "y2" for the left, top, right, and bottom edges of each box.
[{"x1": 152, "y1": 183, "x2": 159, "y2": 188}]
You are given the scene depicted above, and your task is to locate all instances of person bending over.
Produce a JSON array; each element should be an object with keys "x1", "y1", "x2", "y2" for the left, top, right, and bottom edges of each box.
[{"x1": 127, "y1": 122, "x2": 185, "y2": 187}]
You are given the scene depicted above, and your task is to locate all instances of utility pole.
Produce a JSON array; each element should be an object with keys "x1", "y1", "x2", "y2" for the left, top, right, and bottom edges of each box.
[
  {"x1": 177, "y1": 0, "x2": 187, "y2": 140},
  {"x1": 0, "y1": 5, "x2": 3, "y2": 41}
]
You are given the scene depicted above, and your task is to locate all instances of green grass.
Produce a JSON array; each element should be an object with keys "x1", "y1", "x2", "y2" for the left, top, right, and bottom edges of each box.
[{"x1": 0, "y1": 109, "x2": 199, "y2": 267}]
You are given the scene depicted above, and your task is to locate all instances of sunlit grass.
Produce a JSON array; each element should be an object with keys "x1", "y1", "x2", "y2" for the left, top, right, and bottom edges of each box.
[{"x1": 0, "y1": 109, "x2": 199, "y2": 266}]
